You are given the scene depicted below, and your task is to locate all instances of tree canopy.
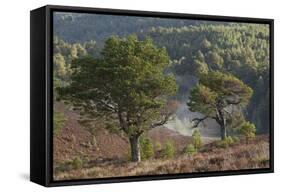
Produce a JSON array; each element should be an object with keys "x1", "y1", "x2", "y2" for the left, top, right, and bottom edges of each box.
[
  {"x1": 58, "y1": 35, "x2": 178, "y2": 161},
  {"x1": 187, "y1": 71, "x2": 253, "y2": 140}
]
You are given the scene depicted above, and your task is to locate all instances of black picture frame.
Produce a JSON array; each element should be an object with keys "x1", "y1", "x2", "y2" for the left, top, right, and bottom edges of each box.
[{"x1": 30, "y1": 4, "x2": 274, "y2": 187}]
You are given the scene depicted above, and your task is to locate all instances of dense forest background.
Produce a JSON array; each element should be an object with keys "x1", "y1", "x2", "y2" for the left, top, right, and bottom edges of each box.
[{"x1": 53, "y1": 12, "x2": 270, "y2": 135}]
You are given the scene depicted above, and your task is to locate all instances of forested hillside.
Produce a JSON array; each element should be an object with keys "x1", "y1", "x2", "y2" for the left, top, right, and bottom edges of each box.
[
  {"x1": 149, "y1": 24, "x2": 270, "y2": 133},
  {"x1": 54, "y1": 12, "x2": 203, "y2": 43},
  {"x1": 53, "y1": 12, "x2": 270, "y2": 134}
]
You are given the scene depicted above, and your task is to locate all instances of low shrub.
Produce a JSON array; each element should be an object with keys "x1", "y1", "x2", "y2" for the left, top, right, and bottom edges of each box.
[
  {"x1": 183, "y1": 144, "x2": 197, "y2": 156},
  {"x1": 225, "y1": 136, "x2": 234, "y2": 145},
  {"x1": 216, "y1": 136, "x2": 234, "y2": 148},
  {"x1": 72, "y1": 157, "x2": 83, "y2": 170},
  {"x1": 232, "y1": 136, "x2": 240, "y2": 143}
]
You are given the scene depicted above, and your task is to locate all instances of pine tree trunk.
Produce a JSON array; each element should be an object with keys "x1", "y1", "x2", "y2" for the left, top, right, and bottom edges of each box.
[
  {"x1": 129, "y1": 135, "x2": 141, "y2": 162},
  {"x1": 220, "y1": 122, "x2": 227, "y2": 140},
  {"x1": 217, "y1": 108, "x2": 227, "y2": 140}
]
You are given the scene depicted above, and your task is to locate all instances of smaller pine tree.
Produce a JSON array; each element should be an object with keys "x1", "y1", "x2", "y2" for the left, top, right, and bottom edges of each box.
[
  {"x1": 140, "y1": 137, "x2": 154, "y2": 160},
  {"x1": 155, "y1": 141, "x2": 162, "y2": 152},
  {"x1": 192, "y1": 129, "x2": 202, "y2": 150},
  {"x1": 162, "y1": 141, "x2": 175, "y2": 159},
  {"x1": 240, "y1": 121, "x2": 256, "y2": 144}
]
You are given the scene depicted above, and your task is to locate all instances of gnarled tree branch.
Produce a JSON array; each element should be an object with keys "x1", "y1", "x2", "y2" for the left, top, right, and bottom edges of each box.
[
  {"x1": 99, "y1": 100, "x2": 117, "y2": 112},
  {"x1": 150, "y1": 112, "x2": 172, "y2": 129},
  {"x1": 191, "y1": 116, "x2": 209, "y2": 128}
]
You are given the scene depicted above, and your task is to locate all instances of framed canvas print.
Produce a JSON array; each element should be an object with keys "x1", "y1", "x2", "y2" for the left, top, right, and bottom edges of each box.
[{"x1": 30, "y1": 5, "x2": 274, "y2": 187}]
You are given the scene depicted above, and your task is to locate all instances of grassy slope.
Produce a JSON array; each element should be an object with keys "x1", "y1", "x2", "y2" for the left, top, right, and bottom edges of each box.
[
  {"x1": 54, "y1": 135, "x2": 269, "y2": 180},
  {"x1": 53, "y1": 102, "x2": 269, "y2": 180}
]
